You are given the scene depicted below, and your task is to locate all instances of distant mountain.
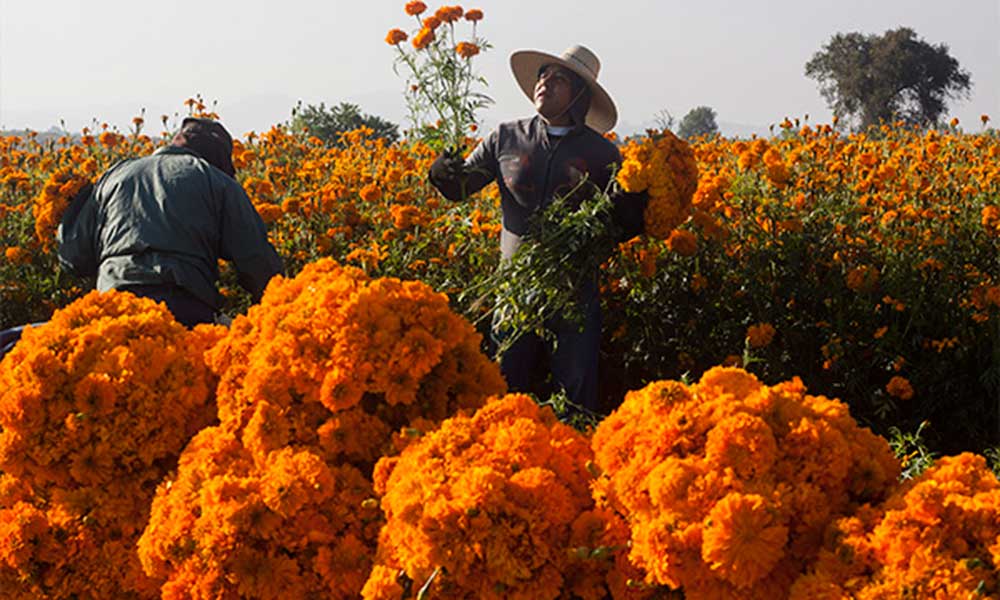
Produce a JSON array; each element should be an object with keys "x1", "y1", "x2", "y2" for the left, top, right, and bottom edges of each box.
[{"x1": 0, "y1": 126, "x2": 77, "y2": 144}]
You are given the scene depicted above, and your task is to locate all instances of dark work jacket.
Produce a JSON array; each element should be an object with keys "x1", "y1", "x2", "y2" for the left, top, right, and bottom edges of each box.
[
  {"x1": 57, "y1": 146, "x2": 283, "y2": 310},
  {"x1": 429, "y1": 115, "x2": 647, "y2": 258}
]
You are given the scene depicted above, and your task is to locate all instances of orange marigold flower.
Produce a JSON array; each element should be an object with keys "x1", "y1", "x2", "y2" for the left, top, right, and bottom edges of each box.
[
  {"x1": 359, "y1": 183, "x2": 382, "y2": 202},
  {"x1": 434, "y1": 5, "x2": 464, "y2": 23},
  {"x1": 666, "y1": 228, "x2": 698, "y2": 256},
  {"x1": 412, "y1": 26, "x2": 435, "y2": 49},
  {"x1": 845, "y1": 264, "x2": 879, "y2": 293},
  {"x1": 886, "y1": 375, "x2": 914, "y2": 400},
  {"x1": 454, "y1": 41, "x2": 479, "y2": 59},
  {"x1": 982, "y1": 205, "x2": 999, "y2": 232},
  {"x1": 385, "y1": 28, "x2": 408, "y2": 45},
  {"x1": 746, "y1": 322, "x2": 776, "y2": 348},
  {"x1": 421, "y1": 15, "x2": 441, "y2": 29},
  {"x1": 3, "y1": 246, "x2": 30, "y2": 265},
  {"x1": 464, "y1": 8, "x2": 483, "y2": 21},
  {"x1": 702, "y1": 492, "x2": 789, "y2": 587},
  {"x1": 404, "y1": 0, "x2": 427, "y2": 15}
]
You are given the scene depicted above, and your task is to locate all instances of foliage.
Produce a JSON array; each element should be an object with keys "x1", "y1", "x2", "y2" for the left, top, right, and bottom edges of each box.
[
  {"x1": 386, "y1": 3, "x2": 492, "y2": 150},
  {"x1": 600, "y1": 123, "x2": 1000, "y2": 453},
  {"x1": 805, "y1": 27, "x2": 972, "y2": 129},
  {"x1": 887, "y1": 421, "x2": 937, "y2": 480},
  {"x1": 290, "y1": 101, "x2": 400, "y2": 147},
  {"x1": 677, "y1": 106, "x2": 719, "y2": 140}
]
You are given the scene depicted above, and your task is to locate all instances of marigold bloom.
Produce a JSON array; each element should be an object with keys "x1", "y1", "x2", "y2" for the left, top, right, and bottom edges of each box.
[
  {"x1": 746, "y1": 322, "x2": 776, "y2": 348},
  {"x1": 702, "y1": 492, "x2": 789, "y2": 587},
  {"x1": 886, "y1": 375, "x2": 914, "y2": 400},
  {"x1": 3, "y1": 246, "x2": 30, "y2": 265},
  {"x1": 464, "y1": 8, "x2": 483, "y2": 21},
  {"x1": 412, "y1": 26, "x2": 435, "y2": 49},
  {"x1": 666, "y1": 228, "x2": 698, "y2": 256},
  {"x1": 404, "y1": 0, "x2": 426, "y2": 15},
  {"x1": 384, "y1": 28, "x2": 407, "y2": 45},
  {"x1": 454, "y1": 41, "x2": 479, "y2": 59},
  {"x1": 434, "y1": 5, "x2": 464, "y2": 23}
]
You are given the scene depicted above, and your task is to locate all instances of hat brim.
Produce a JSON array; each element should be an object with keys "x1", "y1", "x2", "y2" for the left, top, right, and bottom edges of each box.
[{"x1": 510, "y1": 50, "x2": 618, "y2": 134}]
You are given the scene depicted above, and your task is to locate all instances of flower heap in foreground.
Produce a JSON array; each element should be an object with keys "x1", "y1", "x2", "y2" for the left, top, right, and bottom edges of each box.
[
  {"x1": 138, "y1": 258, "x2": 506, "y2": 599},
  {"x1": 0, "y1": 290, "x2": 221, "y2": 599},
  {"x1": 364, "y1": 394, "x2": 648, "y2": 600},
  {"x1": 617, "y1": 129, "x2": 699, "y2": 240},
  {"x1": 791, "y1": 452, "x2": 1000, "y2": 599},
  {"x1": 591, "y1": 367, "x2": 901, "y2": 599}
]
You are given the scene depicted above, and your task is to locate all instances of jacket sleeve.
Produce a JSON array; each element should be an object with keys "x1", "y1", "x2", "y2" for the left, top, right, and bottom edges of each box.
[
  {"x1": 428, "y1": 132, "x2": 498, "y2": 201},
  {"x1": 56, "y1": 182, "x2": 99, "y2": 277},
  {"x1": 611, "y1": 189, "x2": 648, "y2": 242},
  {"x1": 219, "y1": 180, "x2": 284, "y2": 302}
]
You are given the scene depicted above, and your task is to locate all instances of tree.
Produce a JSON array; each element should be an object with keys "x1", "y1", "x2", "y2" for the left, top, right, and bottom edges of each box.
[
  {"x1": 677, "y1": 106, "x2": 719, "y2": 139},
  {"x1": 291, "y1": 102, "x2": 400, "y2": 147},
  {"x1": 805, "y1": 28, "x2": 972, "y2": 129}
]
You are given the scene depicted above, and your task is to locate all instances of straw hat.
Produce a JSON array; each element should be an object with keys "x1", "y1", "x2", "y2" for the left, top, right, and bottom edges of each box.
[{"x1": 510, "y1": 44, "x2": 618, "y2": 133}]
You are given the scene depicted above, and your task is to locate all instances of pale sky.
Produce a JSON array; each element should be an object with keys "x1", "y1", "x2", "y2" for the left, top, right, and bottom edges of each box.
[{"x1": 1, "y1": 0, "x2": 997, "y2": 138}]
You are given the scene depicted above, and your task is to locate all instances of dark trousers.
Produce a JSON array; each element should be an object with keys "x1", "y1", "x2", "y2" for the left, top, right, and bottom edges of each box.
[
  {"x1": 118, "y1": 284, "x2": 215, "y2": 328},
  {"x1": 493, "y1": 287, "x2": 602, "y2": 414}
]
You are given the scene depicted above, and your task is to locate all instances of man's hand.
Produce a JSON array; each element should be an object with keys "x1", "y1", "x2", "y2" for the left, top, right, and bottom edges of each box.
[{"x1": 429, "y1": 147, "x2": 465, "y2": 183}]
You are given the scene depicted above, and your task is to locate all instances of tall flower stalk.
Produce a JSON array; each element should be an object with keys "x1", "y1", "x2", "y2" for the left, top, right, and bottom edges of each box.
[{"x1": 386, "y1": 3, "x2": 492, "y2": 151}]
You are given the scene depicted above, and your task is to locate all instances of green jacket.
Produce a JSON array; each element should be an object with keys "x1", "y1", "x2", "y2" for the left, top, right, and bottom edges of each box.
[{"x1": 58, "y1": 146, "x2": 283, "y2": 310}]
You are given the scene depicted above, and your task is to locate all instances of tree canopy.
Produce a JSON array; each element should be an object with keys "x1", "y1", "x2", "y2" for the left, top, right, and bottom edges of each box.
[
  {"x1": 805, "y1": 27, "x2": 972, "y2": 129},
  {"x1": 677, "y1": 106, "x2": 719, "y2": 139},
  {"x1": 291, "y1": 102, "x2": 399, "y2": 147}
]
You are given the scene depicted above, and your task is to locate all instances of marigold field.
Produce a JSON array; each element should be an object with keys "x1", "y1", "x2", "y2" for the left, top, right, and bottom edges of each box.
[{"x1": 2, "y1": 109, "x2": 1000, "y2": 598}]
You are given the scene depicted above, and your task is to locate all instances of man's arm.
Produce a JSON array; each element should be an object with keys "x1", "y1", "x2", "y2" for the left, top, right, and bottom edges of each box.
[
  {"x1": 428, "y1": 132, "x2": 499, "y2": 201},
  {"x1": 56, "y1": 182, "x2": 99, "y2": 277},
  {"x1": 219, "y1": 181, "x2": 284, "y2": 302}
]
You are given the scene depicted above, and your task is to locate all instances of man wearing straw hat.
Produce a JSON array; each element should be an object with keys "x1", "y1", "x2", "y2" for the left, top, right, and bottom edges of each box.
[{"x1": 429, "y1": 44, "x2": 646, "y2": 414}]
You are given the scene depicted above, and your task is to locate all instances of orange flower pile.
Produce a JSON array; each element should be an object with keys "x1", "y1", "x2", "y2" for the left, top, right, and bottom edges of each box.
[
  {"x1": 617, "y1": 129, "x2": 699, "y2": 240},
  {"x1": 0, "y1": 290, "x2": 220, "y2": 598},
  {"x1": 591, "y1": 367, "x2": 901, "y2": 599},
  {"x1": 137, "y1": 427, "x2": 381, "y2": 599},
  {"x1": 365, "y1": 394, "x2": 642, "y2": 600},
  {"x1": 205, "y1": 257, "x2": 505, "y2": 473},
  {"x1": 790, "y1": 453, "x2": 1000, "y2": 599},
  {"x1": 139, "y1": 259, "x2": 504, "y2": 597}
]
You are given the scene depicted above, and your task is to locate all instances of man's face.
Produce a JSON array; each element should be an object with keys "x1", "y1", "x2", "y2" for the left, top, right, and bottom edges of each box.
[{"x1": 533, "y1": 64, "x2": 575, "y2": 122}]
